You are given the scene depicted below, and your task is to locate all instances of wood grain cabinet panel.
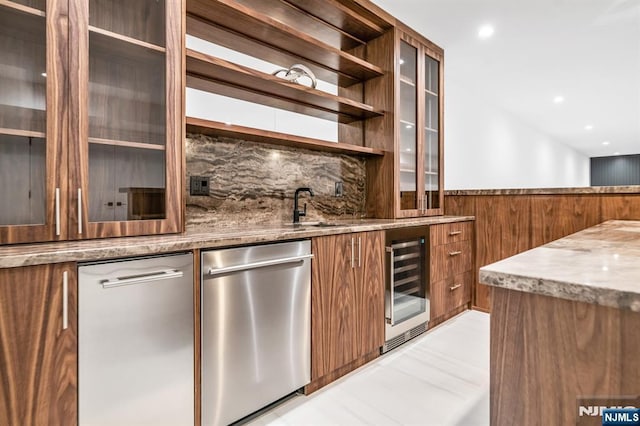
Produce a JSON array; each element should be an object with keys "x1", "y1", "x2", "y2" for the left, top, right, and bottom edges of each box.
[
  {"x1": 430, "y1": 221, "x2": 473, "y2": 245},
  {"x1": 0, "y1": 263, "x2": 77, "y2": 426},
  {"x1": 430, "y1": 241, "x2": 472, "y2": 283},
  {"x1": 430, "y1": 271, "x2": 472, "y2": 320},
  {"x1": 310, "y1": 231, "x2": 384, "y2": 382}
]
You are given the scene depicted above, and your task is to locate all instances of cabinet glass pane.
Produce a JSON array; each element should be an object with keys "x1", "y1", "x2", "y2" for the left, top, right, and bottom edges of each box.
[
  {"x1": 0, "y1": 6, "x2": 47, "y2": 226},
  {"x1": 399, "y1": 40, "x2": 418, "y2": 211},
  {"x1": 389, "y1": 236, "x2": 427, "y2": 323},
  {"x1": 424, "y1": 54, "x2": 440, "y2": 210},
  {"x1": 88, "y1": 17, "x2": 166, "y2": 222},
  {"x1": 89, "y1": 0, "x2": 165, "y2": 46}
]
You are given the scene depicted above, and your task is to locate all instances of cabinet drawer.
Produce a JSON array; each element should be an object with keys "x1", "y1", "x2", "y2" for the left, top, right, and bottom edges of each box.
[
  {"x1": 430, "y1": 240, "x2": 472, "y2": 282},
  {"x1": 430, "y1": 221, "x2": 473, "y2": 246},
  {"x1": 430, "y1": 271, "x2": 472, "y2": 320}
]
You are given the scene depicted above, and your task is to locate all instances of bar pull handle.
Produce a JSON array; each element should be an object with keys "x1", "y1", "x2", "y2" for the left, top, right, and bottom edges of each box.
[
  {"x1": 101, "y1": 269, "x2": 184, "y2": 289},
  {"x1": 449, "y1": 230, "x2": 462, "y2": 236},
  {"x1": 55, "y1": 187, "x2": 61, "y2": 236},
  {"x1": 386, "y1": 246, "x2": 395, "y2": 325},
  {"x1": 207, "y1": 254, "x2": 313, "y2": 276},
  {"x1": 448, "y1": 250, "x2": 462, "y2": 256},
  {"x1": 358, "y1": 237, "x2": 362, "y2": 268},
  {"x1": 62, "y1": 271, "x2": 68, "y2": 330},
  {"x1": 351, "y1": 237, "x2": 355, "y2": 269},
  {"x1": 77, "y1": 188, "x2": 83, "y2": 234},
  {"x1": 449, "y1": 283, "x2": 462, "y2": 291}
]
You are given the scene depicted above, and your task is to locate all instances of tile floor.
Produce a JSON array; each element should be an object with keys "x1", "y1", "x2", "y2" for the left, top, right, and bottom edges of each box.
[{"x1": 247, "y1": 310, "x2": 490, "y2": 426}]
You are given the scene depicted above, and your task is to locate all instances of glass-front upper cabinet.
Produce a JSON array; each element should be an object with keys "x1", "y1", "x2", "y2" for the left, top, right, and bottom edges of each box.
[
  {"x1": 398, "y1": 39, "x2": 419, "y2": 215},
  {"x1": 0, "y1": 0, "x2": 66, "y2": 244},
  {"x1": 423, "y1": 52, "x2": 441, "y2": 213},
  {"x1": 395, "y1": 30, "x2": 444, "y2": 218},
  {"x1": 69, "y1": 0, "x2": 182, "y2": 239}
]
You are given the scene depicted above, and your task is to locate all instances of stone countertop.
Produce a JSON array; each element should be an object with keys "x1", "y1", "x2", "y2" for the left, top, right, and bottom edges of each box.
[
  {"x1": 479, "y1": 220, "x2": 640, "y2": 312},
  {"x1": 0, "y1": 216, "x2": 473, "y2": 268},
  {"x1": 444, "y1": 185, "x2": 640, "y2": 196}
]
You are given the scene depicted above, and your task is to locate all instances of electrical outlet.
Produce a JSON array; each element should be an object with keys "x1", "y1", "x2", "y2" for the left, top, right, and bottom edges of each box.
[
  {"x1": 190, "y1": 176, "x2": 210, "y2": 196},
  {"x1": 335, "y1": 181, "x2": 344, "y2": 197}
]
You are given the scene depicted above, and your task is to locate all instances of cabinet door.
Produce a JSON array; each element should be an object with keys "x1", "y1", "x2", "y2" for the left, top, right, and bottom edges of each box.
[
  {"x1": 396, "y1": 35, "x2": 421, "y2": 217},
  {"x1": 355, "y1": 231, "x2": 385, "y2": 356},
  {"x1": 311, "y1": 233, "x2": 358, "y2": 379},
  {"x1": 68, "y1": 0, "x2": 182, "y2": 239},
  {"x1": 0, "y1": 263, "x2": 77, "y2": 425},
  {"x1": 0, "y1": 0, "x2": 68, "y2": 244},
  {"x1": 422, "y1": 48, "x2": 443, "y2": 215}
]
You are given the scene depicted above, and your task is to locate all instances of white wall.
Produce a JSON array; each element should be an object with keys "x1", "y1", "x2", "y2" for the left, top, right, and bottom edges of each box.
[{"x1": 444, "y1": 80, "x2": 590, "y2": 190}]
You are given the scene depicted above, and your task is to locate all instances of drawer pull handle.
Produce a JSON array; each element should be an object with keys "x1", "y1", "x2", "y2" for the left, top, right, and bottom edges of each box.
[
  {"x1": 449, "y1": 230, "x2": 462, "y2": 236},
  {"x1": 448, "y1": 250, "x2": 462, "y2": 256},
  {"x1": 449, "y1": 284, "x2": 462, "y2": 291}
]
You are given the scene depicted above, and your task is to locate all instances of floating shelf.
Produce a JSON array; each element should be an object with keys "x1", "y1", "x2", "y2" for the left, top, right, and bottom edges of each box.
[
  {"x1": 186, "y1": 0, "x2": 384, "y2": 87},
  {"x1": 186, "y1": 49, "x2": 383, "y2": 124},
  {"x1": 88, "y1": 137, "x2": 165, "y2": 151},
  {"x1": 186, "y1": 117, "x2": 385, "y2": 157},
  {"x1": 283, "y1": 0, "x2": 393, "y2": 43}
]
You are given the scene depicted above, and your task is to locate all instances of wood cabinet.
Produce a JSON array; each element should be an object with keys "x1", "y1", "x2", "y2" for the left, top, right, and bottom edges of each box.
[
  {"x1": 0, "y1": 0, "x2": 183, "y2": 244},
  {"x1": 365, "y1": 25, "x2": 444, "y2": 218},
  {"x1": 310, "y1": 231, "x2": 384, "y2": 381},
  {"x1": 429, "y1": 222, "x2": 473, "y2": 322},
  {"x1": 0, "y1": 262, "x2": 77, "y2": 425}
]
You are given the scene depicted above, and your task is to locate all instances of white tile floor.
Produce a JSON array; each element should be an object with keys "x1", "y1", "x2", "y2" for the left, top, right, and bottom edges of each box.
[{"x1": 247, "y1": 310, "x2": 490, "y2": 426}]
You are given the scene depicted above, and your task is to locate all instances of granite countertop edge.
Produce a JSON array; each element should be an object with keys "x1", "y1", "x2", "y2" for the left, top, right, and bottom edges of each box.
[
  {"x1": 444, "y1": 185, "x2": 640, "y2": 196},
  {"x1": 479, "y1": 220, "x2": 640, "y2": 312},
  {"x1": 0, "y1": 215, "x2": 474, "y2": 268}
]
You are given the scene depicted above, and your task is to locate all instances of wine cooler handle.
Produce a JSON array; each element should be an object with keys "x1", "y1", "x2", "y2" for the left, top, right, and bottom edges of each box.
[{"x1": 386, "y1": 246, "x2": 395, "y2": 325}]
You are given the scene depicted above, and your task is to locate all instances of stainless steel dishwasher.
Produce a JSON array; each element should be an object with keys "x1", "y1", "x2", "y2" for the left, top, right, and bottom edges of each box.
[
  {"x1": 78, "y1": 253, "x2": 194, "y2": 426},
  {"x1": 201, "y1": 240, "x2": 312, "y2": 426}
]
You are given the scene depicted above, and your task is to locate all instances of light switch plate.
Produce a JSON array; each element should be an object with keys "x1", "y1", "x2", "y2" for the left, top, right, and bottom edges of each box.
[
  {"x1": 335, "y1": 181, "x2": 344, "y2": 197},
  {"x1": 190, "y1": 176, "x2": 210, "y2": 196}
]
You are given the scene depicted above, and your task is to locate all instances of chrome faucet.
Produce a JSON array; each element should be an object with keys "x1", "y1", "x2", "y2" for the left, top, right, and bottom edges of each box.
[{"x1": 293, "y1": 187, "x2": 314, "y2": 223}]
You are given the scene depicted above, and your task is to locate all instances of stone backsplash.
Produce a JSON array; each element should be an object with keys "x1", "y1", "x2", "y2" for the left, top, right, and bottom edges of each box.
[{"x1": 185, "y1": 134, "x2": 367, "y2": 229}]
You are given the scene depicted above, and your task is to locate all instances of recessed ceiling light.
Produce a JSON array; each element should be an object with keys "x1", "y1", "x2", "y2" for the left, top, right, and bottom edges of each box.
[
  {"x1": 584, "y1": 125, "x2": 593, "y2": 131},
  {"x1": 478, "y1": 25, "x2": 494, "y2": 39},
  {"x1": 399, "y1": 59, "x2": 405, "y2": 65},
  {"x1": 602, "y1": 141, "x2": 610, "y2": 145},
  {"x1": 553, "y1": 96, "x2": 564, "y2": 104}
]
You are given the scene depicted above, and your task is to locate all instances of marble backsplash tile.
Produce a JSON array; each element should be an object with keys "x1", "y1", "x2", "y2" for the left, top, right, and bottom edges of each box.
[{"x1": 185, "y1": 134, "x2": 367, "y2": 229}]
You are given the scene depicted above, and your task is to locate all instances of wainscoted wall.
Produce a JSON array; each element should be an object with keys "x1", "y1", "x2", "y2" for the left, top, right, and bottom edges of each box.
[{"x1": 185, "y1": 134, "x2": 367, "y2": 228}]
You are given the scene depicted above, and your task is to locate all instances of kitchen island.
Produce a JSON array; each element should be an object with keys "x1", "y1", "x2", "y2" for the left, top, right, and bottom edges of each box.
[{"x1": 480, "y1": 220, "x2": 640, "y2": 425}]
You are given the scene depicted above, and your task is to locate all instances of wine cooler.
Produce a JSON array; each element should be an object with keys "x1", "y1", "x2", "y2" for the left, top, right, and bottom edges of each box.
[{"x1": 383, "y1": 226, "x2": 430, "y2": 353}]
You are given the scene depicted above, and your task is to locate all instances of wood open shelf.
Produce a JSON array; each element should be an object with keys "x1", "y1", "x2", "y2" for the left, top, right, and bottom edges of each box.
[
  {"x1": 283, "y1": 0, "x2": 393, "y2": 43},
  {"x1": 0, "y1": 0, "x2": 45, "y2": 18},
  {"x1": 186, "y1": 0, "x2": 384, "y2": 87},
  {"x1": 186, "y1": 49, "x2": 383, "y2": 124},
  {"x1": 186, "y1": 117, "x2": 384, "y2": 156},
  {"x1": 88, "y1": 137, "x2": 165, "y2": 151}
]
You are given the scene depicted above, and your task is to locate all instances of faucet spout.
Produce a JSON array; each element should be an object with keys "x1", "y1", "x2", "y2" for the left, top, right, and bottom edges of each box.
[{"x1": 293, "y1": 187, "x2": 314, "y2": 224}]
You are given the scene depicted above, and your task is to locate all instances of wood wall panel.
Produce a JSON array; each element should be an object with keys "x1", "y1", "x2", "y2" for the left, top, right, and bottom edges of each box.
[
  {"x1": 0, "y1": 263, "x2": 77, "y2": 425},
  {"x1": 530, "y1": 195, "x2": 601, "y2": 246},
  {"x1": 491, "y1": 287, "x2": 640, "y2": 425},
  {"x1": 445, "y1": 192, "x2": 640, "y2": 312},
  {"x1": 600, "y1": 195, "x2": 640, "y2": 221}
]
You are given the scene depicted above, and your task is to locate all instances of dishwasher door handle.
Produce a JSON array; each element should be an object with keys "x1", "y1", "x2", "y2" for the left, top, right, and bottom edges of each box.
[
  {"x1": 207, "y1": 254, "x2": 314, "y2": 276},
  {"x1": 101, "y1": 269, "x2": 184, "y2": 289}
]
